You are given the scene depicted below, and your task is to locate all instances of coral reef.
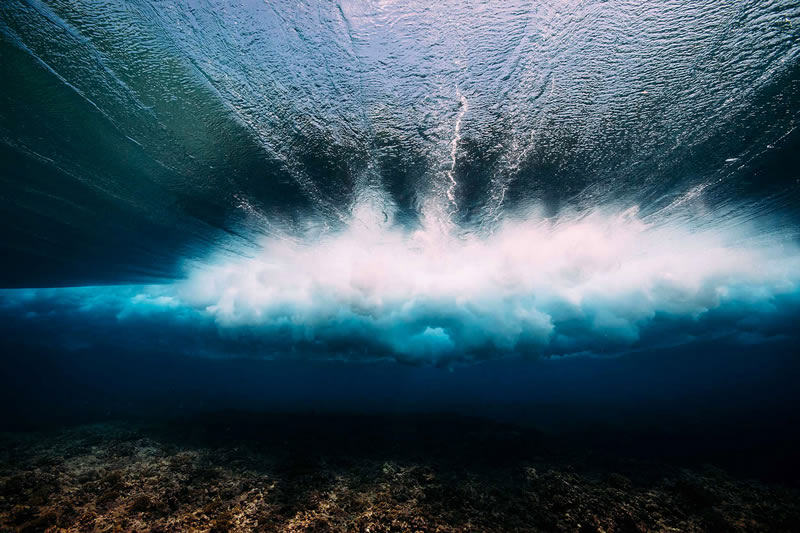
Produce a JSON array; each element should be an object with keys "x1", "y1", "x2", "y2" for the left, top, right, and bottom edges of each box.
[{"x1": 0, "y1": 414, "x2": 798, "y2": 532}]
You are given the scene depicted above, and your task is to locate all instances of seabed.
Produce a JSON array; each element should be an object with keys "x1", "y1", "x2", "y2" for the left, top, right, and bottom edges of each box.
[{"x1": 1, "y1": 413, "x2": 798, "y2": 532}]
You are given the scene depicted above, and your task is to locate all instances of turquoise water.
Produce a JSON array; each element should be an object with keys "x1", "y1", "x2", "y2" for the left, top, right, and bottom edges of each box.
[{"x1": 1, "y1": 1, "x2": 799, "y2": 451}]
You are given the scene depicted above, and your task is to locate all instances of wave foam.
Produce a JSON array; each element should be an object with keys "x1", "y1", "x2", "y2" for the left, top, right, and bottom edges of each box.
[
  {"x1": 168, "y1": 207, "x2": 800, "y2": 362},
  {"x1": 1, "y1": 207, "x2": 798, "y2": 364}
]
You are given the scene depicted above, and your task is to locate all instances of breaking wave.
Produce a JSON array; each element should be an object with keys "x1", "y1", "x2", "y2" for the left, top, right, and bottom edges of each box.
[
  {"x1": 1, "y1": 0, "x2": 800, "y2": 364},
  {"x1": 2, "y1": 205, "x2": 798, "y2": 365}
]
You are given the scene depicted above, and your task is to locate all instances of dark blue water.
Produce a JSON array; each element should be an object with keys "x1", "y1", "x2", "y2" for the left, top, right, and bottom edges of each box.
[{"x1": 1, "y1": 0, "x2": 800, "y2": 485}]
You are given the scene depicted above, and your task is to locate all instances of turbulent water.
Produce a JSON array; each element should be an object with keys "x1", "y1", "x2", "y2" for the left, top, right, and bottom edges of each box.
[
  {"x1": 4, "y1": 7, "x2": 800, "y2": 531},
  {"x1": 1, "y1": 0, "x2": 800, "y2": 365}
]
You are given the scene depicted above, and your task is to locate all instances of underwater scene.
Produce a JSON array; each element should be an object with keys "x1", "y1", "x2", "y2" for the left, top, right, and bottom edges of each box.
[{"x1": 2, "y1": 0, "x2": 800, "y2": 531}]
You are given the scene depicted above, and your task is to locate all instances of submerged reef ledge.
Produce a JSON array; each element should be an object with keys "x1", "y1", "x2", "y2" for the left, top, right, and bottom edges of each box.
[{"x1": 1, "y1": 413, "x2": 798, "y2": 533}]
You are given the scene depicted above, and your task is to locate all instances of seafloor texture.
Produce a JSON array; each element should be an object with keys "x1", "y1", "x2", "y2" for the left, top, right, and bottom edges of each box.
[{"x1": 1, "y1": 415, "x2": 798, "y2": 533}]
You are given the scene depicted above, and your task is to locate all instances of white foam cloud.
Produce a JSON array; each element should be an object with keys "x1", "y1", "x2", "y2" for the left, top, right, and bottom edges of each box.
[
  {"x1": 168, "y1": 206, "x2": 800, "y2": 362},
  {"x1": 1, "y1": 206, "x2": 797, "y2": 364}
]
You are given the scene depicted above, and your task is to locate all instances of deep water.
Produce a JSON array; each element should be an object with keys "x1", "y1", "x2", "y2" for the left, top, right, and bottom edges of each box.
[
  {"x1": 2, "y1": 1, "x2": 800, "y2": 530},
  {"x1": 3, "y1": 336, "x2": 800, "y2": 483}
]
